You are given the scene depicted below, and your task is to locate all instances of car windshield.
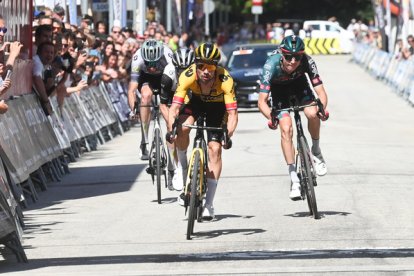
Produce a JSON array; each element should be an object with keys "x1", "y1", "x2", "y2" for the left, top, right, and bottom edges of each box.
[{"x1": 227, "y1": 48, "x2": 275, "y2": 69}]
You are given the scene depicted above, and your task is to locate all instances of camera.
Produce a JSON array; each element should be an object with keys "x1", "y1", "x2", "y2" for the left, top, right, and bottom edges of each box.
[{"x1": 44, "y1": 68, "x2": 53, "y2": 80}]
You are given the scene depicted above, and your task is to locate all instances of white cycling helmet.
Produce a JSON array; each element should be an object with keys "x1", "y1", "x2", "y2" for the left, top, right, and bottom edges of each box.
[
  {"x1": 141, "y1": 39, "x2": 164, "y2": 62},
  {"x1": 172, "y1": 48, "x2": 195, "y2": 69}
]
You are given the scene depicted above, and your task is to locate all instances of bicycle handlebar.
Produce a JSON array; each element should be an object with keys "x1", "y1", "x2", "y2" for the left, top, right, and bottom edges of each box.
[
  {"x1": 272, "y1": 100, "x2": 317, "y2": 114},
  {"x1": 182, "y1": 123, "x2": 232, "y2": 149}
]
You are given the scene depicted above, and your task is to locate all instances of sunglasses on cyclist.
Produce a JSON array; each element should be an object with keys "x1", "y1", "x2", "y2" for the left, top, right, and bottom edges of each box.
[
  {"x1": 145, "y1": 61, "x2": 158, "y2": 68},
  {"x1": 196, "y1": 63, "x2": 216, "y2": 71},
  {"x1": 0, "y1": 27, "x2": 7, "y2": 34},
  {"x1": 283, "y1": 54, "x2": 302, "y2": 61}
]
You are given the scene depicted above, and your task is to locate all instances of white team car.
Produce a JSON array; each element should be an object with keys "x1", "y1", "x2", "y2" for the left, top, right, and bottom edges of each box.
[{"x1": 303, "y1": 20, "x2": 355, "y2": 53}]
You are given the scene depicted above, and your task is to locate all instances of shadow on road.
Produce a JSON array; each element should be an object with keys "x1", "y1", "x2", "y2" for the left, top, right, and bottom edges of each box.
[
  {"x1": 150, "y1": 196, "x2": 178, "y2": 204},
  {"x1": 284, "y1": 211, "x2": 352, "y2": 218},
  {"x1": 214, "y1": 214, "x2": 255, "y2": 222},
  {"x1": 194, "y1": 227, "x2": 266, "y2": 239},
  {"x1": 26, "y1": 164, "x2": 146, "y2": 211},
  {"x1": 2, "y1": 247, "x2": 414, "y2": 271}
]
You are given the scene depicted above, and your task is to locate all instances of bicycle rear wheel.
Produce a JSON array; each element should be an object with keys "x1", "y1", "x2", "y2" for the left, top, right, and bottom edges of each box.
[
  {"x1": 187, "y1": 151, "x2": 201, "y2": 240},
  {"x1": 298, "y1": 136, "x2": 319, "y2": 219},
  {"x1": 155, "y1": 128, "x2": 162, "y2": 204}
]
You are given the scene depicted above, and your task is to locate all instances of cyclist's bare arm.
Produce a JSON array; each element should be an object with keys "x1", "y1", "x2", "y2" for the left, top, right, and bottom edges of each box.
[
  {"x1": 313, "y1": 84, "x2": 328, "y2": 110},
  {"x1": 226, "y1": 109, "x2": 238, "y2": 138},
  {"x1": 128, "y1": 81, "x2": 138, "y2": 111},
  {"x1": 168, "y1": 103, "x2": 180, "y2": 132},
  {"x1": 160, "y1": 103, "x2": 170, "y2": 123},
  {"x1": 258, "y1": 92, "x2": 271, "y2": 120}
]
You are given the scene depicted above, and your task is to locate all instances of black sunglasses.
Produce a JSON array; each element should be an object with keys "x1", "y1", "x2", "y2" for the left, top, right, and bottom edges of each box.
[
  {"x1": 145, "y1": 61, "x2": 157, "y2": 68},
  {"x1": 283, "y1": 54, "x2": 302, "y2": 61},
  {"x1": 0, "y1": 27, "x2": 7, "y2": 34}
]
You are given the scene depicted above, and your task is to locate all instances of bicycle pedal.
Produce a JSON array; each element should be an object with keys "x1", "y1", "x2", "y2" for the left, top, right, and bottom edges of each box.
[{"x1": 146, "y1": 167, "x2": 154, "y2": 175}]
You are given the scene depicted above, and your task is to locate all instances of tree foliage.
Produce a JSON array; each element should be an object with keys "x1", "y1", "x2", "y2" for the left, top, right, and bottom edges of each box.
[{"x1": 228, "y1": 0, "x2": 373, "y2": 26}]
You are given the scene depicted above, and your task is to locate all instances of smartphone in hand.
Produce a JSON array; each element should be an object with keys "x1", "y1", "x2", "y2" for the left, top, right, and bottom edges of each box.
[{"x1": 5, "y1": 70, "x2": 12, "y2": 80}]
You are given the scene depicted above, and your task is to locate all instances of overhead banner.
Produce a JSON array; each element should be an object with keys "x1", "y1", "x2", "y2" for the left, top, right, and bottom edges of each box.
[{"x1": 113, "y1": 0, "x2": 126, "y2": 27}]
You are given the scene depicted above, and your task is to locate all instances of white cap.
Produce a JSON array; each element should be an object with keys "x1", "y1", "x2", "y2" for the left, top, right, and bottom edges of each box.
[{"x1": 113, "y1": 19, "x2": 121, "y2": 28}]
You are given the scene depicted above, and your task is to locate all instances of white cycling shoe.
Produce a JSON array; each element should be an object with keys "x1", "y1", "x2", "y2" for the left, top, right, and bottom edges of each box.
[
  {"x1": 289, "y1": 182, "x2": 302, "y2": 201},
  {"x1": 202, "y1": 204, "x2": 215, "y2": 221},
  {"x1": 172, "y1": 168, "x2": 184, "y2": 191},
  {"x1": 313, "y1": 152, "x2": 327, "y2": 176}
]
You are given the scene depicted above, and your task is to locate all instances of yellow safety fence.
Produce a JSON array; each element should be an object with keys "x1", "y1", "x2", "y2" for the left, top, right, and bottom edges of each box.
[{"x1": 303, "y1": 38, "x2": 343, "y2": 55}]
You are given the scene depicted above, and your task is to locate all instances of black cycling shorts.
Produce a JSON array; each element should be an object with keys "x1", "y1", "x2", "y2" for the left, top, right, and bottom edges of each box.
[
  {"x1": 180, "y1": 96, "x2": 227, "y2": 143},
  {"x1": 138, "y1": 72, "x2": 162, "y2": 93},
  {"x1": 270, "y1": 75, "x2": 315, "y2": 109}
]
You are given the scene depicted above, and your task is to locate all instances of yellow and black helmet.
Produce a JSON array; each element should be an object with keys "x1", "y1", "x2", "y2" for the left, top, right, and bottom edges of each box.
[{"x1": 195, "y1": 42, "x2": 221, "y2": 64}]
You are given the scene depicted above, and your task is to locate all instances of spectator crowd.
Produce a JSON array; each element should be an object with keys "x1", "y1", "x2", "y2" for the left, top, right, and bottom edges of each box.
[{"x1": 346, "y1": 18, "x2": 414, "y2": 60}]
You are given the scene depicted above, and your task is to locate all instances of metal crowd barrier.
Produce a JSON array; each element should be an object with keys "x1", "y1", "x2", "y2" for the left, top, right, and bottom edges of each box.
[
  {"x1": 351, "y1": 42, "x2": 414, "y2": 106},
  {"x1": 0, "y1": 78, "x2": 132, "y2": 262}
]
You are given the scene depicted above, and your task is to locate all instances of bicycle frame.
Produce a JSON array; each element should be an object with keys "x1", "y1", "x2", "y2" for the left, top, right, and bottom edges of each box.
[
  {"x1": 182, "y1": 114, "x2": 228, "y2": 239},
  {"x1": 183, "y1": 115, "x2": 209, "y2": 207},
  {"x1": 144, "y1": 90, "x2": 170, "y2": 204},
  {"x1": 272, "y1": 100, "x2": 319, "y2": 219}
]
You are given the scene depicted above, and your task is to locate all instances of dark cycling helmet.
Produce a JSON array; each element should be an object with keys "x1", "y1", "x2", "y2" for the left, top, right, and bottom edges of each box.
[
  {"x1": 141, "y1": 39, "x2": 164, "y2": 62},
  {"x1": 172, "y1": 48, "x2": 195, "y2": 69},
  {"x1": 195, "y1": 42, "x2": 221, "y2": 64},
  {"x1": 279, "y1": 35, "x2": 305, "y2": 54}
]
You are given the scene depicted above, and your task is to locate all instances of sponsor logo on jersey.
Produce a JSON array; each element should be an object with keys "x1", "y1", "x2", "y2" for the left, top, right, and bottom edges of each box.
[
  {"x1": 219, "y1": 74, "x2": 229, "y2": 82},
  {"x1": 185, "y1": 68, "x2": 194, "y2": 77},
  {"x1": 201, "y1": 94, "x2": 223, "y2": 102},
  {"x1": 263, "y1": 70, "x2": 271, "y2": 82},
  {"x1": 264, "y1": 63, "x2": 272, "y2": 70}
]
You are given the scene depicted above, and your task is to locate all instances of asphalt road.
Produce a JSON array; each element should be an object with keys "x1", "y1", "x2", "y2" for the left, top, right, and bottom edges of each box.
[{"x1": 1, "y1": 55, "x2": 414, "y2": 275}]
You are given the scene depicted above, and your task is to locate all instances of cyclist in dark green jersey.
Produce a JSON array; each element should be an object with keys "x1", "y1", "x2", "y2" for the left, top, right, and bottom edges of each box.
[{"x1": 257, "y1": 35, "x2": 329, "y2": 201}]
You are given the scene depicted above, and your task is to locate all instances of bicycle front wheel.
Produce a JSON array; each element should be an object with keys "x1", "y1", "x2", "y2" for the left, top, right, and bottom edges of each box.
[
  {"x1": 155, "y1": 128, "x2": 162, "y2": 204},
  {"x1": 298, "y1": 136, "x2": 319, "y2": 219},
  {"x1": 187, "y1": 151, "x2": 201, "y2": 240}
]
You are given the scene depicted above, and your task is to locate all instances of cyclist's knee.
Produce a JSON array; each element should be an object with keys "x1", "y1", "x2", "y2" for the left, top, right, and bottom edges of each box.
[
  {"x1": 280, "y1": 124, "x2": 293, "y2": 141},
  {"x1": 208, "y1": 141, "x2": 222, "y2": 155},
  {"x1": 178, "y1": 126, "x2": 191, "y2": 136},
  {"x1": 140, "y1": 87, "x2": 152, "y2": 100},
  {"x1": 304, "y1": 107, "x2": 318, "y2": 120}
]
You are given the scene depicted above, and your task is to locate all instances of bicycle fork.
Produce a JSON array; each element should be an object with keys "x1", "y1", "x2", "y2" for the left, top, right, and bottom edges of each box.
[
  {"x1": 146, "y1": 122, "x2": 167, "y2": 180},
  {"x1": 296, "y1": 139, "x2": 318, "y2": 199},
  {"x1": 184, "y1": 148, "x2": 205, "y2": 214}
]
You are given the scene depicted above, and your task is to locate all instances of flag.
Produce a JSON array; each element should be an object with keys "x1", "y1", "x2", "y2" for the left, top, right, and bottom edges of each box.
[{"x1": 68, "y1": 0, "x2": 77, "y2": 25}]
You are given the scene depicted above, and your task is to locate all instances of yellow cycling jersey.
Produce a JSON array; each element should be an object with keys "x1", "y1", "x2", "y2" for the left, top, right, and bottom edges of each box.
[{"x1": 172, "y1": 64, "x2": 238, "y2": 111}]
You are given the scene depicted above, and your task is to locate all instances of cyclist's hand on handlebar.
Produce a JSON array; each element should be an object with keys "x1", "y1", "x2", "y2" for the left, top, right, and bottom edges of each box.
[
  {"x1": 129, "y1": 111, "x2": 140, "y2": 121},
  {"x1": 222, "y1": 138, "x2": 232, "y2": 150},
  {"x1": 166, "y1": 131, "x2": 176, "y2": 144},
  {"x1": 268, "y1": 118, "x2": 279, "y2": 130},
  {"x1": 317, "y1": 110, "x2": 329, "y2": 121}
]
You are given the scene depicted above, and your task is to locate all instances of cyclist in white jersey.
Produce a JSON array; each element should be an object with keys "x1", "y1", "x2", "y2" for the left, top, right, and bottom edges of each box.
[{"x1": 127, "y1": 39, "x2": 173, "y2": 161}]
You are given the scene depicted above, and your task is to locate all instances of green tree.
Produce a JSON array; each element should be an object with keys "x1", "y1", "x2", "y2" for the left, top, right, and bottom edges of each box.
[{"x1": 229, "y1": 0, "x2": 373, "y2": 26}]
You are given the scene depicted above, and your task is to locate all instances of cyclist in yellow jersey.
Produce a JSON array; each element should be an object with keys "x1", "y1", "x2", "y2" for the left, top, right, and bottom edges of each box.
[{"x1": 167, "y1": 43, "x2": 238, "y2": 220}]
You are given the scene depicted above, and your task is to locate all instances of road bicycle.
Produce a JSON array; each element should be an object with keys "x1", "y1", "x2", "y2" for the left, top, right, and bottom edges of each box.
[
  {"x1": 139, "y1": 89, "x2": 170, "y2": 204},
  {"x1": 272, "y1": 100, "x2": 321, "y2": 219},
  {"x1": 271, "y1": 73, "x2": 327, "y2": 219},
  {"x1": 181, "y1": 113, "x2": 230, "y2": 240}
]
